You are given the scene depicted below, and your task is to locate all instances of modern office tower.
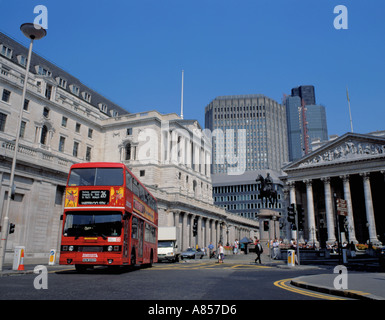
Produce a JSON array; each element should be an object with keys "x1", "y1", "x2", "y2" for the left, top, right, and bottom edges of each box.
[
  {"x1": 204, "y1": 94, "x2": 288, "y2": 175},
  {"x1": 285, "y1": 86, "x2": 329, "y2": 161},
  {"x1": 291, "y1": 85, "x2": 316, "y2": 105},
  {"x1": 306, "y1": 104, "x2": 328, "y2": 146},
  {"x1": 285, "y1": 95, "x2": 304, "y2": 161}
]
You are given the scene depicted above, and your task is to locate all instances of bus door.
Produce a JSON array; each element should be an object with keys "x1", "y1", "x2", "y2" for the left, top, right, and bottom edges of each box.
[
  {"x1": 123, "y1": 213, "x2": 130, "y2": 261},
  {"x1": 138, "y1": 219, "x2": 144, "y2": 260}
]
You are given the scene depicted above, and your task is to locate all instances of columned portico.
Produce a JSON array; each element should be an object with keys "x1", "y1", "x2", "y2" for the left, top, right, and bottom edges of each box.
[{"x1": 281, "y1": 133, "x2": 385, "y2": 247}]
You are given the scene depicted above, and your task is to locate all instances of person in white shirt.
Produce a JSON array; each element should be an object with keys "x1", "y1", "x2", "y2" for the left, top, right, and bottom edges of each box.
[
  {"x1": 218, "y1": 243, "x2": 224, "y2": 263},
  {"x1": 233, "y1": 239, "x2": 239, "y2": 254}
]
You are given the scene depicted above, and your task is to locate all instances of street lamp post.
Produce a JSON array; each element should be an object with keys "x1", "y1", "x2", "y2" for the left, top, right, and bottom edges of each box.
[{"x1": 0, "y1": 23, "x2": 46, "y2": 271}]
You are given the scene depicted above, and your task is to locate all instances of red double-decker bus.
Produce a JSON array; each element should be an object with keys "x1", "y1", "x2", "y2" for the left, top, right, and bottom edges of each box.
[{"x1": 59, "y1": 162, "x2": 158, "y2": 272}]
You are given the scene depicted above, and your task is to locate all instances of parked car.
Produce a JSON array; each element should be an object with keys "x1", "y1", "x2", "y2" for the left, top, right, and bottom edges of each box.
[{"x1": 180, "y1": 248, "x2": 205, "y2": 260}]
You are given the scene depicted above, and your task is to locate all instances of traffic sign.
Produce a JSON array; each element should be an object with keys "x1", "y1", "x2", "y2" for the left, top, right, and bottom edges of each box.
[{"x1": 337, "y1": 198, "x2": 348, "y2": 216}]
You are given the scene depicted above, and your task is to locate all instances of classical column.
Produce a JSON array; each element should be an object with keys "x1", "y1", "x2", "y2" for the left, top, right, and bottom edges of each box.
[
  {"x1": 288, "y1": 181, "x2": 296, "y2": 205},
  {"x1": 360, "y1": 173, "x2": 379, "y2": 245},
  {"x1": 173, "y1": 210, "x2": 181, "y2": 248},
  {"x1": 340, "y1": 175, "x2": 358, "y2": 244},
  {"x1": 321, "y1": 177, "x2": 336, "y2": 244},
  {"x1": 196, "y1": 215, "x2": 202, "y2": 248},
  {"x1": 189, "y1": 214, "x2": 195, "y2": 248},
  {"x1": 213, "y1": 220, "x2": 218, "y2": 247},
  {"x1": 205, "y1": 218, "x2": 210, "y2": 248},
  {"x1": 304, "y1": 179, "x2": 318, "y2": 246},
  {"x1": 181, "y1": 212, "x2": 188, "y2": 250}
]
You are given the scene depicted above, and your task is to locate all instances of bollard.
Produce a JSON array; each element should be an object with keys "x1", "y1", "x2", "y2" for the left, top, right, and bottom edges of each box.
[
  {"x1": 287, "y1": 249, "x2": 295, "y2": 267},
  {"x1": 48, "y1": 249, "x2": 56, "y2": 265}
]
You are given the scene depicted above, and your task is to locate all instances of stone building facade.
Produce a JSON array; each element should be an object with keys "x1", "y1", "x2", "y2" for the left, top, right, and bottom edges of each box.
[
  {"x1": 0, "y1": 32, "x2": 257, "y2": 261},
  {"x1": 281, "y1": 132, "x2": 385, "y2": 247}
]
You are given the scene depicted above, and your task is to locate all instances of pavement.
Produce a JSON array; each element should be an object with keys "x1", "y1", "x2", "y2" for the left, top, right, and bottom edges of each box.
[{"x1": 1, "y1": 252, "x2": 384, "y2": 300}]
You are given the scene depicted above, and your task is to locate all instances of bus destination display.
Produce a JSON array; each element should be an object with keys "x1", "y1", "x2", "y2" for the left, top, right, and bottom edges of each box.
[{"x1": 79, "y1": 190, "x2": 110, "y2": 205}]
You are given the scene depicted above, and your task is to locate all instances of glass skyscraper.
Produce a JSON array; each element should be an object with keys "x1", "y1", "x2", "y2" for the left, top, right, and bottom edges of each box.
[{"x1": 285, "y1": 86, "x2": 328, "y2": 161}]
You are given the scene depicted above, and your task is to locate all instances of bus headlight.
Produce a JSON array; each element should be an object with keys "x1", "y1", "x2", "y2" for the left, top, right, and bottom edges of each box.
[
  {"x1": 69, "y1": 246, "x2": 74, "y2": 251},
  {"x1": 108, "y1": 245, "x2": 113, "y2": 252}
]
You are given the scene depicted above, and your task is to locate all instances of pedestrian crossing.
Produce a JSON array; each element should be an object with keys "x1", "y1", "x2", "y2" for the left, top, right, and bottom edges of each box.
[{"x1": 153, "y1": 261, "x2": 272, "y2": 270}]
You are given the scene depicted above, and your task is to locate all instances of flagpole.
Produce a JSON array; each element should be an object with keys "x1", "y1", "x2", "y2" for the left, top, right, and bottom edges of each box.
[
  {"x1": 180, "y1": 70, "x2": 184, "y2": 119},
  {"x1": 346, "y1": 87, "x2": 353, "y2": 132}
]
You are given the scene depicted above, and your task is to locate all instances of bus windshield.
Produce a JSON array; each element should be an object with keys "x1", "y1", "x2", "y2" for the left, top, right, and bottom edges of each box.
[
  {"x1": 63, "y1": 211, "x2": 122, "y2": 238},
  {"x1": 68, "y1": 168, "x2": 123, "y2": 186}
]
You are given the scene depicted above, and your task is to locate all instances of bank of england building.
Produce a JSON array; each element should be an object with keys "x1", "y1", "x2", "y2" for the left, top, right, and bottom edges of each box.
[{"x1": 0, "y1": 32, "x2": 257, "y2": 261}]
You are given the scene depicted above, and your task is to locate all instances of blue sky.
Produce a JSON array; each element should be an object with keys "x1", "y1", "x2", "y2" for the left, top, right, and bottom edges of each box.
[{"x1": 1, "y1": 0, "x2": 384, "y2": 136}]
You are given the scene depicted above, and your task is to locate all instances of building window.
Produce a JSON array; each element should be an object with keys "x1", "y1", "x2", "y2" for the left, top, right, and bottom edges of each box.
[
  {"x1": 59, "y1": 136, "x2": 65, "y2": 152},
  {"x1": 57, "y1": 77, "x2": 67, "y2": 89},
  {"x1": 0, "y1": 112, "x2": 7, "y2": 131},
  {"x1": 40, "y1": 125, "x2": 48, "y2": 145},
  {"x1": 0, "y1": 45, "x2": 13, "y2": 59},
  {"x1": 140, "y1": 170, "x2": 145, "y2": 177},
  {"x1": 75, "y1": 123, "x2": 81, "y2": 133},
  {"x1": 73, "y1": 141, "x2": 79, "y2": 157},
  {"x1": 88, "y1": 128, "x2": 93, "y2": 139},
  {"x1": 20, "y1": 121, "x2": 26, "y2": 138},
  {"x1": 55, "y1": 185, "x2": 65, "y2": 205},
  {"x1": 99, "y1": 103, "x2": 108, "y2": 113},
  {"x1": 86, "y1": 146, "x2": 92, "y2": 161},
  {"x1": 23, "y1": 99, "x2": 29, "y2": 111},
  {"x1": 82, "y1": 92, "x2": 91, "y2": 103},
  {"x1": 125, "y1": 143, "x2": 131, "y2": 161},
  {"x1": 43, "y1": 107, "x2": 50, "y2": 118},
  {"x1": 37, "y1": 66, "x2": 52, "y2": 77},
  {"x1": 61, "y1": 116, "x2": 67, "y2": 127},
  {"x1": 2, "y1": 89, "x2": 11, "y2": 103},
  {"x1": 70, "y1": 85, "x2": 80, "y2": 96},
  {"x1": 126, "y1": 128, "x2": 132, "y2": 136},
  {"x1": 18, "y1": 55, "x2": 27, "y2": 67},
  {"x1": 45, "y1": 84, "x2": 52, "y2": 99}
]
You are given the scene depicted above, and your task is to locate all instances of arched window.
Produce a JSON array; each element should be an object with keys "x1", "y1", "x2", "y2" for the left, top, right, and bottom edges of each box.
[
  {"x1": 193, "y1": 180, "x2": 197, "y2": 196},
  {"x1": 40, "y1": 125, "x2": 48, "y2": 145}
]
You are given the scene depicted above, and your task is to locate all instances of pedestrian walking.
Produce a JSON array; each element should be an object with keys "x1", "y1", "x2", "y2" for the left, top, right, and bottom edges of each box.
[
  {"x1": 218, "y1": 242, "x2": 224, "y2": 263},
  {"x1": 254, "y1": 239, "x2": 263, "y2": 264},
  {"x1": 208, "y1": 242, "x2": 214, "y2": 259},
  {"x1": 233, "y1": 239, "x2": 239, "y2": 254}
]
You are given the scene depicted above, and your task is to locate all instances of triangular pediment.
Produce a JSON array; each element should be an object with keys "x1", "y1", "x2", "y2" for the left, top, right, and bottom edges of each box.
[{"x1": 283, "y1": 132, "x2": 385, "y2": 171}]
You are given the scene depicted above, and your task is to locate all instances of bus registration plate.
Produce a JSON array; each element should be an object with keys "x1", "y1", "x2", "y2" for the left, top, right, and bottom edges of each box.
[{"x1": 82, "y1": 254, "x2": 97, "y2": 262}]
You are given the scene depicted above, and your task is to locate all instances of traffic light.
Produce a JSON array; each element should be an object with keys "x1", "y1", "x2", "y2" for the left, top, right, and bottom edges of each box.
[
  {"x1": 192, "y1": 218, "x2": 198, "y2": 236},
  {"x1": 297, "y1": 204, "x2": 305, "y2": 230},
  {"x1": 263, "y1": 220, "x2": 269, "y2": 231},
  {"x1": 287, "y1": 203, "x2": 296, "y2": 223},
  {"x1": 9, "y1": 223, "x2": 15, "y2": 234}
]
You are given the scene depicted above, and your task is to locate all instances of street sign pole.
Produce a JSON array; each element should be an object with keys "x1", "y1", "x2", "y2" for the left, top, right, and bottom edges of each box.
[
  {"x1": 294, "y1": 204, "x2": 300, "y2": 266},
  {"x1": 334, "y1": 194, "x2": 344, "y2": 265}
]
